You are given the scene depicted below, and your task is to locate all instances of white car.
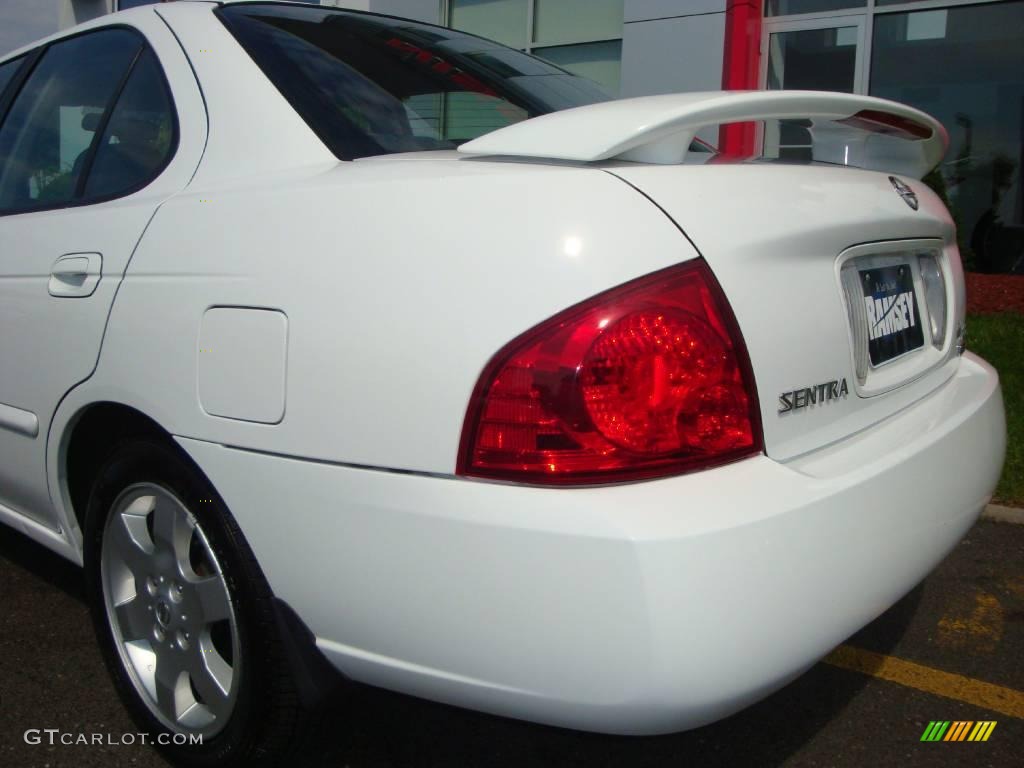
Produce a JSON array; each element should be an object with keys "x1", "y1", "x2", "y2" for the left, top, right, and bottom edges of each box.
[{"x1": 0, "y1": 1, "x2": 1006, "y2": 766}]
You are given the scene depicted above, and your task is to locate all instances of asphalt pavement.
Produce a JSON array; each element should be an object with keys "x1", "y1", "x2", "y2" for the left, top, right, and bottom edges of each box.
[{"x1": 1, "y1": 518, "x2": 1021, "y2": 767}]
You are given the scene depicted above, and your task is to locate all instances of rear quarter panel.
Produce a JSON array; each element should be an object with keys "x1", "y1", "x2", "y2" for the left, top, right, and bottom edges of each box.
[{"x1": 71, "y1": 157, "x2": 700, "y2": 474}]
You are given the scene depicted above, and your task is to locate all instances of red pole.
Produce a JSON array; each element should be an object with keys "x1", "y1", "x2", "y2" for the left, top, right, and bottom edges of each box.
[{"x1": 719, "y1": 0, "x2": 763, "y2": 156}]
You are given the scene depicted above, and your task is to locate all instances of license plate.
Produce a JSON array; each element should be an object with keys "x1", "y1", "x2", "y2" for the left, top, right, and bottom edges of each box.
[{"x1": 860, "y1": 264, "x2": 923, "y2": 366}]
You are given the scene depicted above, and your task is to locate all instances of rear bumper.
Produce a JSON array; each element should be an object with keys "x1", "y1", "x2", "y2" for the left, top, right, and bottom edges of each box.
[{"x1": 177, "y1": 352, "x2": 1005, "y2": 734}]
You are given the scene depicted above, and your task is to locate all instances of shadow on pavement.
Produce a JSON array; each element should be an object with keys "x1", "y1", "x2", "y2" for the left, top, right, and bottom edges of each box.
[{"x1": 0, "y1": 523, "x2": 86, "y2": 602}]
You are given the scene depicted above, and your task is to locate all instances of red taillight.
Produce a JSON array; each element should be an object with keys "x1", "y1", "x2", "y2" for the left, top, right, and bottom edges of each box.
[{"x1": 458, "y1": 260, "x2": 762, "y2": 484}]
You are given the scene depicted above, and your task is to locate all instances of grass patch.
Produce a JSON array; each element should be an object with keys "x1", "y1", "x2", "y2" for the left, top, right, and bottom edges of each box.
[{"x1": 966, "y1": 313, "x2": 1024, "y2": 506}]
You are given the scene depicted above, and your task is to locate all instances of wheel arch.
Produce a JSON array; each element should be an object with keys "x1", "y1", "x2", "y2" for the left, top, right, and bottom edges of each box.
[{"x1": 61, "y1": 401, "x2": 175, "y2": 536}]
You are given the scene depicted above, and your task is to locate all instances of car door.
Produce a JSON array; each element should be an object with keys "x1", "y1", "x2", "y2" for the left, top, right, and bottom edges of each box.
[{"x1": 0, "y1": 21, "x2": 200, "y2": 531}]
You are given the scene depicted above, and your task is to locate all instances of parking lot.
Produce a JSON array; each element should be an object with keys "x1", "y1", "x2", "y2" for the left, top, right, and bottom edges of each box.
[{"x1": 1, "y1": 514, "x2": 1021, "y2": 768}]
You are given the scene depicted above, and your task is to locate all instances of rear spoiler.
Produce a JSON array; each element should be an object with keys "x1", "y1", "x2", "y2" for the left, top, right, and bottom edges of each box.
[{"x1": 458, "y1": 90, "x2": 948, "y2": 179}]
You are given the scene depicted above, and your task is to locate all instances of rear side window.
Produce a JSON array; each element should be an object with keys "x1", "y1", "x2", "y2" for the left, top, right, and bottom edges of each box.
[
  {"x1": 0, "y1": 28, "x2": 176, "y2": 215},
  {"x1": 85, "y1": 48, "x2": 175, "y2": 199},
  {"x1": 218, "y1": 3, "x2": 609, "y2": 160}
]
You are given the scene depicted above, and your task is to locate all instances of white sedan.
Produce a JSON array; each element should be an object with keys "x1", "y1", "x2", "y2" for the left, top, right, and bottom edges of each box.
[{"x1": 0, "y1": 1, "x2": 1005, "y2": 766}]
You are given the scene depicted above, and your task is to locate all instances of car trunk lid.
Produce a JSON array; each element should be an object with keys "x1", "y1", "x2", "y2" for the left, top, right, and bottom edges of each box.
[{"x1": 606, "y1": 161, "x2": 964, "y2": 460}]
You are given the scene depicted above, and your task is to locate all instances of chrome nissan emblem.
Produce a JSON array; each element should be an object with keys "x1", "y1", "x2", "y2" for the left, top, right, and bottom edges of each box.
[{"x1": 889, "y1": 176, "x2": 919, "y2": 210}]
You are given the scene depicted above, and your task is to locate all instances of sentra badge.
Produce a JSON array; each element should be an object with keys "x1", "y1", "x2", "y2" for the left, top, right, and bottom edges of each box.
[{"x1": 779, "y1": 378, "x2": 849, "y2": 414}]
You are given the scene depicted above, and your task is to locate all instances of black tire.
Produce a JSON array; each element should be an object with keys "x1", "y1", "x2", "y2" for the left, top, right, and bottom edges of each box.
[{"x1": 83, "y1": 438, "x2": 315, "y2": 767}]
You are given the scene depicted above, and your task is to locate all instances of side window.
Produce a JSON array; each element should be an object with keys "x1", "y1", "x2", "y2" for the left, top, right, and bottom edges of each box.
[
  {"x1": 0, "y1": 29, "x2": 142, "y2": 213},
  {"x1": 85, "y1": 48, "x2": 175, "y2": 199},
  {"x1": 0, "y1": 57, "x2": 23, "y2": 101}
]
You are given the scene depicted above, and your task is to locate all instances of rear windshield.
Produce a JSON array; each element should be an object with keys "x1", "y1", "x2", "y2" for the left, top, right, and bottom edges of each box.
[{"x1": 218, "y1": 3, "x2": 612, "y2": 160}]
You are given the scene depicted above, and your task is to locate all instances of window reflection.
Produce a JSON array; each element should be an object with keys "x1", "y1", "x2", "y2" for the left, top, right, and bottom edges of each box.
[
  {"x1": 766, "y1": 0, "x2": 864, "y2": 16},
  {"x1": 766, "y1": 27, "x2": 858, "y2": 92},
  {"x1": 871, "y1": 2, "x2": 1024, "y2": 274}
]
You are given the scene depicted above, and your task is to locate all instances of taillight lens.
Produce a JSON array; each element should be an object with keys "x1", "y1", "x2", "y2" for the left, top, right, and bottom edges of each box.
[
  {"x1": 458, "y1": 260, "x2": 762, "y2": 484},
  {"x1": 918, "y1": 252, "x2": 947, "y2": 349}
]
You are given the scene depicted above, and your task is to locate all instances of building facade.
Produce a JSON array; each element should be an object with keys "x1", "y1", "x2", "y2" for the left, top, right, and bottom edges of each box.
[{"x1": 58, "y1": 1, "x2": 1024, "y2": 272}]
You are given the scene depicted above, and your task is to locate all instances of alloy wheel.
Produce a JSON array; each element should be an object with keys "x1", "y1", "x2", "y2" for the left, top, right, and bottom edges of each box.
[{"x1": 100, "y1": 483, "x2": 240, "y2": 737}]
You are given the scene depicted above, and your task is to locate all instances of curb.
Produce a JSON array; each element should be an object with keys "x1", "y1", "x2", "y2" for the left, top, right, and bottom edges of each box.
[{"x1": 982, "y1": 504, "x2": 1024, "y2": 524}]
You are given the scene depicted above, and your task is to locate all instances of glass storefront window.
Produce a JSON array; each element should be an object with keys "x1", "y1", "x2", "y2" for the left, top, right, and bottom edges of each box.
[
  {"x1": 871, "y1": 1, "x2": 1024, "y2": 273},
  {"x1": 766, "y1": 0, "x2": 864, "y2": 16},
  {"x1": 533, "y1": 0, "x2": 623, "y2": 45},
  {"x1": 450, "y1": 0, "x2": 622, "y2": 95},
  {"x1": 766, "y1": 26, "x2": 858, "y2": 91},
  {"x1": 534, "y1": 41, "x2": 622, "y2": 94},
  {"x1": 450, "y1": 0, "x2": 529, "y2": 50}
]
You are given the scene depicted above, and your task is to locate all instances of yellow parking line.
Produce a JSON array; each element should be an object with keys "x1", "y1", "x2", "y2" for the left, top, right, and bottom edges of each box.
[{"x1": 824, "y1": 644, "x2": 1024, "y2": 719}]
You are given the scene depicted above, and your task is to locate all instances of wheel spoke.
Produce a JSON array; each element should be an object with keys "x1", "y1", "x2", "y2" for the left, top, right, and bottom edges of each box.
[
  {"x1": 124, "y1": 639, "x2": 157, "y2": 699},
  {"x1": 114, "y1": 597, "x2": 152, "y2": 643},
  {"x1": 108, "y1": 510, "x2": 153, "y2": 579},
  {"x1": 192, "y1": 575, "x2": 232, "y2": 624},
  {"x1": 151, "y1": 494, "x2": 193, "y2": 570},
  {"x1": 189, "y1": 645, "x2": 233, "y2": 720},
  {"x1": 154, "y1": 648, "x2": 187, "y2": 724}
]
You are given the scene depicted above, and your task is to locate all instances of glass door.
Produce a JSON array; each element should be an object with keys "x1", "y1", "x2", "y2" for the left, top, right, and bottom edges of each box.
[
  {"x1": 870, "y1": 1, "x2": 1024, "y2": 274},
  {"x1": 760, "y1": 15, "x2": 866, "y2": 160},
  {"x1": 763, "y1": 15, "x2": 866, "y2": 93}
]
